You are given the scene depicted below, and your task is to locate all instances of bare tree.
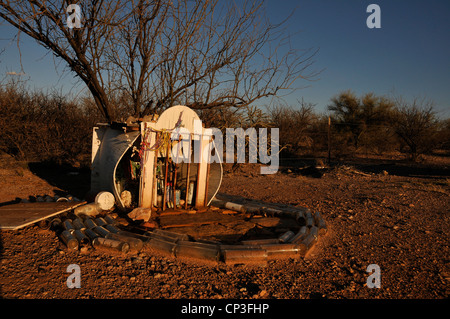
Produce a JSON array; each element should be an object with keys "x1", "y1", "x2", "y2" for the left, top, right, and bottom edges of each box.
[
  {"x1": 269, "y1": 99, "x2": 317, "y2": 155},
  {"x1": 0, "y1": 0, "x2": 318, "y2": 122},
  {"x1": 390, "y1": 97, "x2": 440, "y2": 161},
  {"x1": 328, "y1": 90, "x2": 395, "y2": 150}
]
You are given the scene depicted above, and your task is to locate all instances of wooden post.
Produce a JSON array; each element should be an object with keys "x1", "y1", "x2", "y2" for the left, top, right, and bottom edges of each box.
[
  {"x1": 151, "y1": 132, "x2": 159, "y2": 208},
  {"x1": 195, "y1": 128, "x2": 210, "y2": 208},
  {"x1": 204, "y1": 136, "x2": 211, "y2": 205},
  {"x1": 184, "y1": 133, "x2": 192, "y2": 210},
  {"x1": 139, "y1": 123, "x2": 157, "y2": 208},
  {"x1": 173, "y1": 135, "x2": 181, "y2": 208},
  {"x1": 162, "y1": 138, "x2": 170, "y2": 211}
]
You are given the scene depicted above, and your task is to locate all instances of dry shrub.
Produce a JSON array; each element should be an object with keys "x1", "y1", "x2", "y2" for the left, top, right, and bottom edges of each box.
[{"x1": 0, "y1": 81, "x2": 101, "y2": 167}]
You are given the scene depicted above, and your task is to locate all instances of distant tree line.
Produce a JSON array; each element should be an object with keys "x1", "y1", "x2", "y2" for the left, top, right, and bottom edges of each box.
[
  {"x1": 0, "y1": 80, "x2": 102, "y2": 166},
  {"x1": 271, "y1": 90, "x2": 450, "y2": 162},
  {"x1": 0, "y1": 82, "x2": 448, "y2": 166}
]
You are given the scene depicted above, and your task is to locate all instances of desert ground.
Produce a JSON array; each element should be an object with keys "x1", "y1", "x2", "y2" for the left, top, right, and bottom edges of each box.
[{"x1": 0, "y1": 154, "x2": 449, "y2": 301}]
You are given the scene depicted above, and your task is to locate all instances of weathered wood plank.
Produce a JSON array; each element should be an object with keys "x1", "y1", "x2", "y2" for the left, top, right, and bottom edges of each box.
[{"x1": 0, "y1": 202, "x2": 86, "y2": 230}]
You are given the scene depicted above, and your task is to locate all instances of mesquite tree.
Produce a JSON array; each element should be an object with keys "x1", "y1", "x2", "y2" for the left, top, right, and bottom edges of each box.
[{"x1": 0, "y1": 0, "x2": 317, "y2": 122}]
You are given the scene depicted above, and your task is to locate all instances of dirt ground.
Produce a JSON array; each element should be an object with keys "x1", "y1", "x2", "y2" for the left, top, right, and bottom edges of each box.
[{"x1": 0, "y1": 154, "x2": 449, "y2": 300}]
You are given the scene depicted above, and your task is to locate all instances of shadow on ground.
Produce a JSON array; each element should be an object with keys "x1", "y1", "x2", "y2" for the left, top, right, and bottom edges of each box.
[
  {"x1": 280, "y1": 156, "x2": 450, "y2": 179},
  {"x1": 28, "y1": 162, "x2": 91, "y2": 200}
]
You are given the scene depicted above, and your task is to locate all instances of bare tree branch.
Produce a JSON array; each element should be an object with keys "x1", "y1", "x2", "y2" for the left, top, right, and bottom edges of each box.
[{"x1": 0, "y1": 0, "x2": 318, "y2": 122}]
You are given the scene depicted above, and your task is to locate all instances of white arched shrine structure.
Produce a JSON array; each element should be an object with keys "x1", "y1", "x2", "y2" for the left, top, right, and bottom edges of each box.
[{"x1": 90, "y1": 105, "x2": 222, "y2": 211}]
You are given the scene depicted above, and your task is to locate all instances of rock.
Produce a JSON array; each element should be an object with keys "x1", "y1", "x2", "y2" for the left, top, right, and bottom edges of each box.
[
  {"x1": 222, "y1": 210, "x2": 238, "y2": 215},
  {"x1": 120, "y1": 191, "x2": 132, "y2": 208},
  {"x1": 128, "y1": 207, "x2": 152, "y2": 222}
]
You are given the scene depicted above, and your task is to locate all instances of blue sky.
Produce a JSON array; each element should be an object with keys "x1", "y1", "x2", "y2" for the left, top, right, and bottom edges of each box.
[
  {"x1": 1, "y1": 0, "x2": 449, "y2": 118},
  {"x1": 264, "y1": 0, "x2": 450, "y2": 117}
]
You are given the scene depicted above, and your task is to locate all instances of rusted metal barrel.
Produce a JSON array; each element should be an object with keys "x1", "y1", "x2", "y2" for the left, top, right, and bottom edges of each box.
[
  {"x1": 60, "y1": 230, "x2": 78, "y2": 250},
  {"x1": 105, "y1": 232, "x2": 143, "y2": 252},
  {"x1": 92, "y1": 237, "x2": 129, "y2": 253}
]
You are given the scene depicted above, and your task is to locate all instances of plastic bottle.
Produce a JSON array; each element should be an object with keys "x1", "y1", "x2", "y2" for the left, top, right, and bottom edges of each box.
[
  {"x1": 289, "y1": 226, "x2": 308, "y2": 244},
  {"x1": 50, "y1": 218, "x2": 63, "y2": 232},
  {"x1": 103, "y1": 215, "x2": 117, "y2": 225},
  {"x1": 92, "y1": 237, "x2": 129, "y2": 253},
  {"x1": 63, "y1": 219, "x2": 75, "y2": 231},
  {"x1": 174, "y1": 241, "x2": 220, "y2": 261},
  {"x1": 72, "y1": 218, "x2": 85, "y2": 230},
  {"x1": 105, "y1": 233, "x2": 143, "y2": 252},
  {"x1": 104, "y1": 224, "x2": 120, "y2": 233},
  {"x1": 83, "y1": 228, "x2": 100, "y2": 241},
  {"x1": 95, "y1": 217, "x2": 108, "y2": 227},
  {"x1": 83, "y1": 218, "x2": 97, "y2": 229},
  {"x1": 278, "y1": 230, "x2": 295, "y2": 243}
]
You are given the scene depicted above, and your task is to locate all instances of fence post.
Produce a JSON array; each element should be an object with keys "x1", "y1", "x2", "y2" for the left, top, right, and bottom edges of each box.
[{"x1": 327, "y1": 116, "x2": 331, "y2": 164}]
